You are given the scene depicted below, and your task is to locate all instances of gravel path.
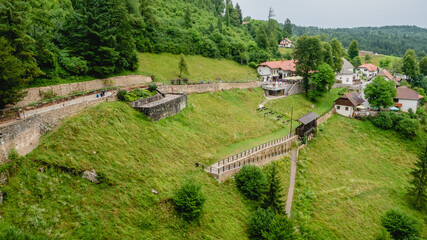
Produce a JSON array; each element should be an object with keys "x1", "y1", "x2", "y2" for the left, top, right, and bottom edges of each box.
[{"x1": 285, "y1": 149, "x2": 299, "y2": 218}]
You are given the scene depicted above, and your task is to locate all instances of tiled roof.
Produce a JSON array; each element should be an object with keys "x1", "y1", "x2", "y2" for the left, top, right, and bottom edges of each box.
[
  {"x1": 297, "y1": 112, "x2": 319, "y2": 125},
  {"x1": 337, "y1": 58, "x2": 354, "y2": 75},
  {"x1": 378, "y1": 69, "x2": 395, "y2": 81},
  {"x1": 396, "y1": 86, "x2": 422, "y2": 100},
  {"x1": 358, "y1": 63, "x2": 378, "y2": 72},
  {"x1": 337, "y1": 91, "x2": 365, "y2": 106},
  {"x1": 259, "y1": 60, "x2": 296, "y2": 72}
]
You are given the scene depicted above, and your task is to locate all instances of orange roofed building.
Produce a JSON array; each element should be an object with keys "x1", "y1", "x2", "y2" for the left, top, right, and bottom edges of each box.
[
  {"x1": 257, "y1": 59, "x2": 296, "y2": 82},
  {"x1": 356, "y1": 63, "x2": 379, "y2": 80}
]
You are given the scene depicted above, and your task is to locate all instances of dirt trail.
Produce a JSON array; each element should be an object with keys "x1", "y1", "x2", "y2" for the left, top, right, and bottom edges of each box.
[{"x1": 285, "y1": 149, "x2": 298, "y2": 218}]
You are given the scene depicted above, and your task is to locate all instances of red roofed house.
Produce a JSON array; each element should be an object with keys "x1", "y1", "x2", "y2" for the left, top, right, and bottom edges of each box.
[
  {"x1": 279, "y1": 38, "x2": 292, "y2": 48},
  {"x1": 378, "y1": 69, "x2": 399, "y2": 86},
  {"x1": 258, "y1": 59, "x2": 296, "y2": 82},
  {"x1": 394, "y1": 86, "x2": 424, "y2": 112},
  {"x1": 356, "y1": 63, "x2": 379, "y2": 80},
  {"x1": 334, "y1": 91, "x2": 365, "y2": 117}
]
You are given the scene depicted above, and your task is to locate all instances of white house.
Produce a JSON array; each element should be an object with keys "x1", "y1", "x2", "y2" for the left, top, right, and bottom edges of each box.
[
  {"x1": 356, "y1": 63, "x2": 379, "y2": 80},
  {"x1": 335, "y1": 58, "x2": 355, "y2": 84},
  {"x1": 257, "y1": 59, "x2": 296, "y2": 81},
  {"x1": 334, "y1": 91, "x2": 365, "y2": 117},
  {"x1": 278, "y1": 38, "x2": 292, "y2": 48},
  {"x1": 394, "y1": 86, "x2": 424, "y2": 112}
]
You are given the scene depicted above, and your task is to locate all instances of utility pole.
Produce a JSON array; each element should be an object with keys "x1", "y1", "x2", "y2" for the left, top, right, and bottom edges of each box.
[{"x1": 290, "y1": 106, "x2": 293, "y2": 135}]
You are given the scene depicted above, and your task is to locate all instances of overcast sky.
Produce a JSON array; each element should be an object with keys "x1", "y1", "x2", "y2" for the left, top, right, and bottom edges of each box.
[{"x1": 234, "y1": 0, "x2": 427, "y2": 29}]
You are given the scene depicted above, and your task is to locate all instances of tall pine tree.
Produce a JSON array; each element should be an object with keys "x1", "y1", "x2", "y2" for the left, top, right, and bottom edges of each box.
[
  {"x1": 0, "y1": 0, "x2": 42, "y2": 80},
  {"x1": 348, "y1": 40, "x2": 359, "y2": 60},
  {"x1": 408, "y1": 144, "x2": 427, "y2": 210},
  {"x1": 263, "y1": 162, "x2": 285, "y2": 213},
  {"x1": 283, "y1": 18, "x2": 292, "y2": 37}
]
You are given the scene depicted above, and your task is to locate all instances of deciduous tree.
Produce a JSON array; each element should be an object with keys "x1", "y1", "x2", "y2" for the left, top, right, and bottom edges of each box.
[
  {"x1": 293, "y1": 35, "x2": 323, "y2": 95},
  {"x1": 178, "y1": 53, "x2": 189, "y2": 78},
  {"x1": 402, "y1": 49, "x2": 419, "y2": 80},
  {"x1": 330, "y1": 38, "x2": 344, "y2": 73},
  {"x1": 419, "y1": 57, "x2": 427, "y2": 76},
  {"x1": 283, "y1": 18, "x2": 292, "y2": 38},
  {"x1": 364, "y1": 76, "x2": 397, "y2": 109},
  {"x1": 309, "y1": 63, "x2": 335, "y2": 100}
]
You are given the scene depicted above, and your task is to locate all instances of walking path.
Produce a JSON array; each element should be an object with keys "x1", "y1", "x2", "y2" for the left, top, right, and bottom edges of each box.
[{"x1": 285, "y1": 149, "x2": 299, "y2": 218}]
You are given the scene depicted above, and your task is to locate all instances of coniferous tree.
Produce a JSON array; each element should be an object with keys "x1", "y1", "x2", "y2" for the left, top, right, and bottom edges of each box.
[
  {"x1": 268, "y1": 7, "x2": 275, "y2": 20},
  {"x1": 348, "y1": 40, "x2": 359, "y2": 60},
  {"x1": 0, "y1": 37, "x2": 26, "y2": 109},
  {"x1": 263, "y1": 162, "x2": 285, "y2": 213},
  {"x1": 420, "y1": 57, "x2": 427, "y2": 76},
  {"x1": 402, "y1": 49, "x2": 420, "y2": 80},
  {"x1": 225, "y1": 0, "x2": 230, "y2": 27},
  {"x1": 330, "y1": 38, "x2": 344, "y2": 73},
  {"x1": 408, "y1": 144, "x2": 427, "y2": 210},
  {"x1": 184, "y1": 5, "x2": 192, "y2": 28},
  {"x1": 234, "y1": 3, "x2": 243, "y2": 25},
  {"x1": 255, "y1": 23, "x2": 269, "y2": 49},
  {"x1": 293, "y1": 34, "x2": 323, "y2": 95},
  {"x1": 0, "y1": 0, "x2": 42, "y2": 80},
  {"x1": 217, "y1": 16, "x2": 223, "y2": 33},
  {"x1": 178, "y1": 53, "x2": 189, "y2": 78},
  {"x1": 283, "y1": 18, "x2": 292, "y2": 38}
]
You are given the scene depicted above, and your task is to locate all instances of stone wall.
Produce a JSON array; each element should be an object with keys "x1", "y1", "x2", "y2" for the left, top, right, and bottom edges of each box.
[
  {"x1": 158, "y1": 81, "x2": 260, "y2": 94},
  {"x1": 133, "y1": 94, "x2": 187, "y2": 121},
  {"x1": 287, "y1": 81, "x2": 305, "y2": 96},
  {"x1": 17, "y1": 75, "x2": 151, "y2": 107},
  {"x1": 0, "y1": 95, "x2": 117, "y2": 163},
  {"x1": 317, "y1": 108, "x2": 336, "y2": 126}
]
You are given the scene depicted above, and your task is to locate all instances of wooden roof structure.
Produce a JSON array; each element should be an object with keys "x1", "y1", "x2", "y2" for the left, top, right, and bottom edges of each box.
[{"x1": 297, "y1": 112, "x2": 319, "y2": 125}]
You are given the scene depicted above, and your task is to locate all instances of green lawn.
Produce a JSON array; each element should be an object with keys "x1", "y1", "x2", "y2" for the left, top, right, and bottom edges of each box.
[
  {"x1": 293, "y1": 115, "x2": 426, "y2": 239},
  {"x1": 138, "y1": 53, "x2": 257, "y2": 83},
  {"x1": 279, "y1": 48, "x2": 293, "y2": 56},
  {"x1": 360, "y1": 54, "x2": 401, "y2": 67},
  {"x1": 215, "y1": 89, "x2": 342, "y2": 160},
  {"x1": 1, "y1": 88, "x2": 286, "y2": 239}
]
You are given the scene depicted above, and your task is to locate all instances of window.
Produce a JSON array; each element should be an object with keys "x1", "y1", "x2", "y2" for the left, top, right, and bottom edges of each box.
[
  {"x1": 337, "y1": 106, "x2": 340, "y2": 110},
  {"x1": 345, "y1": 107, "x2": 349, "y2": 111}
]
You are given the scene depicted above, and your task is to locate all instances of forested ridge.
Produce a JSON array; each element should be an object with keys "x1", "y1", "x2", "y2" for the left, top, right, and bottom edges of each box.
[{"x1": 293, "y1": 25, "x2": 427, "y2": 57}]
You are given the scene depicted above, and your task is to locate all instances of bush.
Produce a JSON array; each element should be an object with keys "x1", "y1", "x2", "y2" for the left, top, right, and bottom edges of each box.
[
  {"x1": 172, "y1": 181, "x2": 206, "y2": 222},
  {"x1": 263, "y1": 215, "x2": 296, "y2": 240},
  {"x1": 395, "y1": 118, "x2": 419, "y2": 137},
  {"x1": 123, "y1": 92, "x2": 139, "y2": 102},
  {"x1": 381, "y1": 210, "x2": 420, "y2": 240},
  {"x1": 131, "y1": 88, "x2": 151, "y2": 98},
  {"x1": 248, "y1": 62, "x2": 257, "y2": 69},
  {"x1": 235, "y1": 165, "x2": 267, "y2": 200},
  {"x1": 248, "y1": 208, "x2": 275, "y2": 240},
  {"x1": 117, "y1": 90, "x2": 127, "y2": 101},
  {"x1": 373, "y1": 112, "x2": 394, "y2": 130},
  {"x1": 148, "y1": 83, "x2": 158, "y2": 92},
  {"x1": 408, "y1": 108, "x2": 417, "y2": 119}
]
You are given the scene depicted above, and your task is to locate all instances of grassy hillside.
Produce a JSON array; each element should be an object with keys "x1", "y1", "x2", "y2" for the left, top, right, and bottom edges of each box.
[
  {"x1": 138, "y1": 53, "x2": 257, "y2": 83},
  {"x1": 279, "y1": 48, "x2": 293, "y2": 56},
  {"x1": 1, "y1": 88, "x2": 288, "y2": 239},
  {"x1": 294, "y1": 115, "x2": 426, "y2": 239},
  {"x1": 359, "y1": 54, "x2": 401, "y2": 67}
]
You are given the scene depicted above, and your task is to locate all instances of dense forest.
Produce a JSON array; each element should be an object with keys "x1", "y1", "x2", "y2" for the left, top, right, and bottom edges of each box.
[{"x1": 293, "y1": 25, "x2": 427, "y2": 57}]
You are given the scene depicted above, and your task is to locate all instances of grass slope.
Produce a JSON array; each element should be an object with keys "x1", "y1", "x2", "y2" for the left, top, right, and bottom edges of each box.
[
  {"x1": 1, "y1": 88, "x2": 287, "y2": 239},
  {"x1": 294, "y1": 115, "x2": 426, "y2": 239},
  {"x1": 138, "y1": 53, "x2": 257, "y2": 83},
  {"x1": 360, "y1": 54, "x2": 401, "y2": 67}
]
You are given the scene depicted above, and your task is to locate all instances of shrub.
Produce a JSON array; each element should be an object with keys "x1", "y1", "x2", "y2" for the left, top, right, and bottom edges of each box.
[
  {"x1": 172, "y1": 181, "x2": 206, "y2": 222},
  {"x1": 408, "y1": 108, "x2": 417, "y2": 119},
  {"x1": 148, "y1": 83, "x2": 158, "y2": 92},
  {"x1": 263, "y1": 215, "x2": 296, "y2": 240},
  {"x1": 248, "y1": 208, "x2": 275, "y2": 240},
  {"x1": 373, "y1": 112, "x2": 394, "y2": 130},
  {"x1": 131, "y1": 89, "x2": 151, "y2": 98},
  {"x1": 381, "y1": 210, "x2": 420, "y2": 240},
  {"x1": 248, "y1": 62, "x2": 257, "y2": 69},
  {"x1": 117, "y1": 90, "x2": 127, "y2": 101},
  {"x1": 235, "y1": 165, "x2": 267, "y2": 200},
  {"x1": 395, "y1": 118, "x2": 419, "y2": 137},
  {"x1": 123, "y1": 92, "x2": 139, "y2": 102}
]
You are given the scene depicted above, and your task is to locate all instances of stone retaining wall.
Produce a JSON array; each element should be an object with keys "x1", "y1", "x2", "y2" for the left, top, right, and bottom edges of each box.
[
  {"x1": 0, "y1": 95, "x2": 117, "y2": 163},
  {"x1": 158, "y1": 81, "x2": 260, "y2": 94},
  {"x1": 133, "y1": 94, "x2": 187, "y2": 121},
  {"x1": 17, "y1": 75, "x2": 151, "y2": 107}
]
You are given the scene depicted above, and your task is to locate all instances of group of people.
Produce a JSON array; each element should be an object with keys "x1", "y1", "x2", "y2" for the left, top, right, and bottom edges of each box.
[{"x1": 96, "y1": 90, "x2": 107, "y2": 98}]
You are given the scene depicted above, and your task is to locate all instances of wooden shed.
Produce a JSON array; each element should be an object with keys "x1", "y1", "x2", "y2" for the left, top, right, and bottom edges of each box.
[{"x1": 296, "y1": 112, "x2": 319, "y2": 139}]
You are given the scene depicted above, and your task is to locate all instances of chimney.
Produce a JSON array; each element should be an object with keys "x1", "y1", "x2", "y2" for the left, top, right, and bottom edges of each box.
[{"x1": 281, "y1": 58, "x2": 285, "y2": 62}]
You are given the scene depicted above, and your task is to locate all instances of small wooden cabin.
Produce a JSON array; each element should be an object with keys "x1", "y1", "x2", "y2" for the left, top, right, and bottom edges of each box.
[{"x1": 296, "y1": 112, "x2": 319, "y2": 139}]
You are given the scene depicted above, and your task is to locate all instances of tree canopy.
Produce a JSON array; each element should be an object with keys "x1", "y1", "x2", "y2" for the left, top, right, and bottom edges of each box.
[
  {"x1": 348, "y1": 40, "x2": 359, "y2": 60},
  {"x1": 402, "y1": 49, "x2": 420, "y2": 80},
  {"x1": 364, "y1": 76, "x2": 397, "y2": 109}
]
